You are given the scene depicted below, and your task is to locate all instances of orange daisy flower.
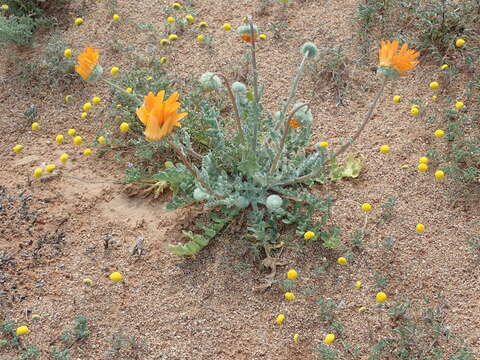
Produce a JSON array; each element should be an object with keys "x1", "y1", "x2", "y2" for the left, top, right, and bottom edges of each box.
[
  {"x1": 75, "y1": 47, "x2": 101, "y2": 81},
  {"x1": 241, "y1": 34, "x2": 253, "y2": 43},
  {"x1": 136, "y1": 91, "x2": 188, "y2": 141},
  {"x1": 289, "y1": 119, "x2": 301, "y2": 129},
  {"x1": 237, "y1": 24, "x2": 257, "y2": 43},
  {"x1": 378, "y1": 40, "x2": 419, "y2": 76}
]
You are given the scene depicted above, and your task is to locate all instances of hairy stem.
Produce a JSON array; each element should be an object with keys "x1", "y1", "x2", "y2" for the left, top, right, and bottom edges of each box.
[
  {"x1": 273, "y1": 77, "x2": 388, "y2": 187},
  {"x1": 275, "y1": 53, "x2": 309, "y2": 130},
  {"x1": 247, "y1": 17, "x2": 261, "y2": 156},
  {"x1": 217, "y1": 74, "x2": 246, "y2": 146},
  {"x1": 102, "y1": 79, "x2": 144, "y2": 102},
  {"x1": 167, "y1": 138, "x2": 221, "y2": 198},
  {"x1": 268, "y1": 103, "x2": 310, "y2": 177},
  {"x1": 334, "y1": 76, "x2": 387, "y2": 158}
]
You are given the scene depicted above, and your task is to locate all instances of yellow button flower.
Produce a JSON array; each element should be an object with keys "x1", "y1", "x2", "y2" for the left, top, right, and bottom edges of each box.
[
  {"x1": 92, "y1": 96, "x2": 101, "y2": 105},
  {"x1": 16, "y1": 326, "x2": 30, "y2": 336},
  {"x1": 429, "y1": 81, "x2": 439, "y2": 89},
  {"x1": 376, "y1": 291, "x2": 387, "y2": 303},
  {"x1": 160, "y1": 57, "x2": 167, "y2": 64},
  {"x1": 68, "y1": 128, "x2": 76, "y2": 136},
  {"x1": 81, "y1": 112, "x2": 88, "y2": 119},
  {"x1": 31, "y1": 122, "x2": 39, "y2": 131},
  {"x1": 455, "y1": 38, "x2": 465, "y2": 47},
  {"x1": 197, "y1": 34, "x2": 205, "y2": 43},
  {"x1": 337, "y1": 257, "x2": 347, "y2": 265},
  {"x1": 223, "y1": 23, "x2": 231, "y2": 31},
  {"x1": 119, "y1": 122, "x2": 129, "y2": 132},
  {"x1": 379, "y1": 145, "x2": 390, "y2": 154},
  {"x1": 167, "y1": 16, "x2": 175, "y2": 23},
  {"x1": 355, "y1": 281, "x2": 362, "y2": 289},
  {"x1": 287, "y1": 269, "x2": 298, "y2": 280},
  {"x1": 185, "y1": 14, "x2": 195, "y2": 23},
  {"x1": 160, "y1": 38, "x2": 170, "y2": 46},
  {"x1": 83, "y1": 148, "x2": 92, "y2": 156},
  {"x1": 34, "y1": 168, "x2": 43, "y2": 178},
  {"x1": 111, "y1": 66, "x2": 119, "y2": 76},
  {"x1": 284, "y1": 292, "x2": 295, "y2": 301},
  {"x1": 83, "y1": 102, "x2": 92, "y2": 112},
  {"x1": 324, "y1": 333, "x2": 335, "y2": 344},
  {"x1": 361, "y1": 202, "x2": 372, "y2": 212},
  {"x1": 83, "y1": 278, "x2": 93, "y2": 286},
  {"x1": 275, "y1": 314, "x2": 285, "y2": 325},
  {"x1": 418, "y1": 163, "x2": 428, "y2": 172},
  {"x1": 419, "y1": 156, "x2": 429, "y2": 164},
  {"x1": 56, "y1": 134, "x2": 64, "y2": 144},
  {"x1": 434, "y1": 129, "x2": 445, "y2": 138},
  {"x1": 259, "y1": 34, "x2": 267, "y2": 40},
  {"x1": 303, "y1": 231, "x2": 315, "y2": 240},
  {"x1": 198, "y1": 21, "x2": 207, "y2": 28},
  {"x1": 109, "y1": 272, "x2": 123, "y2": 282},
  {"x1": 65, "y1": 94, "x2": 73, "y2": 103},
  {"x1": 126, "y1": 88, "x2": 133, "y2": 93},
  {"x1": 416, "y1": 223, "x2": 425, "y2": 233},
  {"x1": 60, "y1": 153, "x2": 69, "y2": 163},
  {"x1": 293, "y1": 333, "x2": 299, "y2": 344},
  {"x1": 73, "y1": 136, "x2": 83, "y2": 145},
  {"x1": 13, "y1": 144, "x2": 24, "y2": 154},
  {"x1": 98, "y1": 136, "x2": 106, "y2": 145},
  {"x1": 435, "y1": 170, "x2": 445, "y2": 180},
  {"x1": 319, "y1": 141, "x2": 329, "y2": 148},
  {"x1": 435, "y1": 170, "x2": 444, "y2": 180},
  {"x1": 46, "y1": 164, "x2": 56, "y2": 173},
  {"x1": 64, "y1": 48, "x2": 72, "y2": 58},
  {"x1": 112, "y1": 14, "x2": 120, "y2": 21},
  {"x1": 172, "y1": 2, "x2": 182, "y2": 9},
  {"x1": 410, "y1": 106, "x2": 420, "y2": 116},
  {"x1": 392, "y1": 95, "x2": 401, "y2": 103},
  {"x1": 74, "y1": 17, "x2": 83, "y2": 26},
  {"x1": 168, "y1": 34, "x2": 178, "y2": 41},
  {"x1": 440, "y1": 64, "x2": 449, "y2": 70},
  {"x1": 455, "y1": 101, "x2": 464, "y2": 109}
]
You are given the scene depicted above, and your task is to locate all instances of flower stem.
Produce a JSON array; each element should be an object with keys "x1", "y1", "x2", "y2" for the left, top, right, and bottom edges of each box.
[
  {"x1": 102, "y1": 79, "x2": 144, "y2": 104},
  {"x1": 275, "y1": 53, "x2": 309, "y2": 131},
  {"x1": 167, "y1": 138, "x2": 221, "y2": 198},
  {"x1": 273, "y1": 76, "x2": 388, "y2": 187},
  {"x1": 247, "y1": 17, "x2": 261, "y2": 156},
  {"x1": 217, "y1": 74, "x2": 246, "y2": 146},
  {"x1": 334, "y1": 76, "x2": 387, "y2": 158},
  {"x1": 268, "y1": 103, "x2": 310, "y2": 177}
]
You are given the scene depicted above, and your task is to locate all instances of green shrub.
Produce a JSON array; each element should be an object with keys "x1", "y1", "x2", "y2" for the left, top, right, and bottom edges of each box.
[{"x1": 0, "y1": 0, "x2": 71, "y2": 47}]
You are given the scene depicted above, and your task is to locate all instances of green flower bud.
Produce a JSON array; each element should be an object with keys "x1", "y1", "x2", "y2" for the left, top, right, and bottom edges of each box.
[
  {"x1": 232, "y1": 82, "x2": 247, "y2": 94},
  {"x1": 235, "y1": 196, "x2": 250, "y2": 209},
  {"x1": 87, "y1": 64, "x2": 103, "y2": 83},
  {"x1": 300, "y1": 42, "x2": 318, "y2": 59},
  {"x1": 266, "y1": 194, "x2": 283, "y2": 210},
  {"x1": 193, "y1": 188, "x2": 209, "y2": 201},
  {"x1": 199, "y1": 72, "x2": 222, "y2": 91},
  {"x1": 292, "y1": 102, "x2": 313, "y2": 124}
]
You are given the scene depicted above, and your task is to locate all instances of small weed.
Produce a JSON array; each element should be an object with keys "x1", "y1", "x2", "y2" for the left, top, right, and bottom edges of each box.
[
  {"x1": 317, "y1": 298, "x2": 338, "y2": 324},
  {"x1": 307, "y1": 47, "x2": 350, "y2": 105}
]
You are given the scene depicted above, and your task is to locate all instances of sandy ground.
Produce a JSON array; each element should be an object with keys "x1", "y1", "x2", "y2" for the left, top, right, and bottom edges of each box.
[{"x1": 1, "y1": 0, "x2": 479, "y2": 359}]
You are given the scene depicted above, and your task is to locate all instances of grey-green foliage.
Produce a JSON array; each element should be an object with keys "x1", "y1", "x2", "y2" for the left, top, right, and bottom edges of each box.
[
  {"x1": 0, "y1": 0, "x2": 71, "y2": 47},
  {"x1": 0, "y1": 15, "x2": 35, "y2": 46},
  {"x1": 356, "y1": 0, "x2": 479, "y2": 61},
  {"x1": 158, "y1": 41, "x2": 340, "y2": 256},
  {"x1": 368, "y1": 302, "x2": 476, "y2": 359}
]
